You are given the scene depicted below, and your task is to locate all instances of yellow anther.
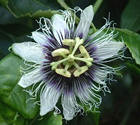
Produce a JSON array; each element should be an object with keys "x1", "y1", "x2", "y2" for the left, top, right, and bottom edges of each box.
[
  {"x1": 73, "y1": 66, "x2": 88, "y2": 77},
  {"x1": 79, "y1": 45, "x2": 90, "y2": 58},
  {"x1": 52, "y1": 48, "x2": 70, "y2": 57},
  {"x1": 55, "y1": 69, "x2": 71, "y2": 78},
  {"x1": 62, "y1": 39, "x2": 75, "y2": 46},
  {"x1": 75, "y1": 37, "x2": 84, "y2": 45},
  {"x1": 86, "y1": 61, "x2": 92, "y2": 67},
  {"x1": 50, "y1": 62, "x2": 57, "y2": 70},
  {"x1": 87, "y1": 58, "x2": 93, "y2": 62}
]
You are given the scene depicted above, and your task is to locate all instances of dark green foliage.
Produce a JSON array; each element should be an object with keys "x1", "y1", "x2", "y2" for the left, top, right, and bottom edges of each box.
[{"x1": 121, "y1": 0, "x2": 140, "y2": 32}]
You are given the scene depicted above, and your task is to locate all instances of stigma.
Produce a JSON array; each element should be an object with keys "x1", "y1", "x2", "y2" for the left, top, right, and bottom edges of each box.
[{"x1": 50, "y1": 37, "x2": 93, "y2": 78}]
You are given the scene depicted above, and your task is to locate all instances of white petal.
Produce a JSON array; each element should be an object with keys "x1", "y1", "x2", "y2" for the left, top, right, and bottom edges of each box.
[
  {"x1": 40, "y1": 85, "x2": 61, "y2": 116},
  {"x1": 12, "y1": 42, "x2": 44, "y2": 64},
  {"x1": 91, "y1": 67, "x2": 112, "y2": 93},
  {"x1": 74, "y1": 80, "x2": 101, "y2": 108},
  {"x1": 94, "y1": 41, "x2": 124, "y2": 62},
  {"x1": 75, "y1": 85, "x2": 91, "y2": 105},
  {"x1": 52, "y1": 14, "x2": 68, "y2": 45},
  {"x1": 62, "y1": 94, "x2": 79, "y2": 120},
  {"x1": 75, "y1": 5, "x2": 94, "y2": 39},
  {"x1": 18, "y1": 68, "x2": 42, "y2": 88},
  {"x1": 32, "y1": 31, "x2": 47, "y2": 45},
  {"x1": 92, "y1": 68, "x2": 108, "y2": 83}
]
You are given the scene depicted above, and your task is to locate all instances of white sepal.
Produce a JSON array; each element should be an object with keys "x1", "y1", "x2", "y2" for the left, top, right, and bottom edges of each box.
[
  {"x1": 40, "y1": 85, "x2": 61, "y2": 116},
  {"x1": 52, "y1": 14, "x2": 68, "y2": 45},
  {"x1": 75, "y1": 5, "x2": 94, "y2": 39},
  {"x1": 32, "y1": 31, "x2": 47, "y2": 45},
  {"x1": 62, "y1": 94, "x2": 80, "y2": 120},
  {"x1": 12, "y1": 42, "x2": 44, "y2": 64},
  {"x1": 18, "y1": 68, "x2": 42, "y2": 88}
]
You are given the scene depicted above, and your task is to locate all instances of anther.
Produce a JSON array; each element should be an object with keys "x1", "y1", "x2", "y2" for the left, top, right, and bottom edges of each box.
[
  {"x1": 55, "y1": 69, "x2": 71, "y2": 78},
  {"x1": 62, "y1": 39, "x2": 75, "y2": 46},
  {"x1": 52, "y1": 48, "x2": 70, "y2": 57},
  {"x1": 79, "y1": 45, "x2": 90, "y2": 58},
  {"x1": 73, "y1": 66, "x2": 88, "y2": 77},
  {"x1": 75, "y1": 37, "x2": 84, "y2": 45}
]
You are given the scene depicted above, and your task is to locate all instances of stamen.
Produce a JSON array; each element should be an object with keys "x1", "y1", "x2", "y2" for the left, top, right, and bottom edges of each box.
[
  {"x1": 72, "y1": 37, "x2": 84, "y2": 55},
  {"x1": 73, "y1": 57, "x2": 93, "y2": 66}
]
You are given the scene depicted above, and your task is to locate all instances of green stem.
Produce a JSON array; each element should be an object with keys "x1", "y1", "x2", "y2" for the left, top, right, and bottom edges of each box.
[
  {"x1": 93, "y1": 0, "x2": 103, "y2": 14},
  {"x1": 57, "y1": 0, "x2": 69, "y2": 9},
  {"x1": 91, "y1": 23, "x2": 97, "y2": 32}
]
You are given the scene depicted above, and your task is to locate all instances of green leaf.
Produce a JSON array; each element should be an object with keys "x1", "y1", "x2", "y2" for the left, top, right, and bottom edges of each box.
[
  {"x1": 0, "y1": 101, "x2": 27, "y2": 125},
  {"x1": 67, "y1": 111, "x2": 100, "y2": 125},
  {"x1": 0, "y1": 30, "x2": 14, "y2": 58},
  {"x1": 0, "y1": 54, "x2": 39, "y2": 119},
  {"x1": 35, "y1": 113, "x2": 62, "y2": 125},
  {"x1": 114, "y1": 28, "x2": 140, "y2": 65},
  {"x1": 0, "y1": 102, "x2": 16, "y2": 125},
  {"x1": 126, "y1": 62, "x2": 140, "y2": 75},
  {"x1": 0, "y1": 28, "x2": 32, "y2": 59},
  {"x1": 0, "y1": 0, "x2": 61, "y2": 18},
  {"x1": 0, "y1": 0, "x2": 8, "y2": 7},
  {"x1": 0, "y1": 115, "x2": 7, "y2": 125},
  {"x1": 85, "y1": 111, "x2": 100, "y2": 125},
  {"x1": 0, "y1": 5, "x2": 16, "y2": 25},
  {"x1": 121, "y1": 0, "x2": 140, "y2": 32}
]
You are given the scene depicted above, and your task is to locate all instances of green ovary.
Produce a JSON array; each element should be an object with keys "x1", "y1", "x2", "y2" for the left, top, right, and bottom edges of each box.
[{"x1": 50, "y1": 37, "x2": 93, "y2": 78}]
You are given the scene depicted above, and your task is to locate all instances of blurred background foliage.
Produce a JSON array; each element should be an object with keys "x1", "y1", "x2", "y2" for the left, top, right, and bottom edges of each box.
[{"x1": 0, "y1": 0, "x2": 140, "y2": 125}]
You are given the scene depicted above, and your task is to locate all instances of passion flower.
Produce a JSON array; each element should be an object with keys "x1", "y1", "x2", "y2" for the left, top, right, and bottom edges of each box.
[{"x1": 12, "y1": 5, "x2": 125, "y2": 120}]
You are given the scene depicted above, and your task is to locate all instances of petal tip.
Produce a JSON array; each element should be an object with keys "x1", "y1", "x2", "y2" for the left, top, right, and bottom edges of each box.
[
  {"x1": 87, "y1": 5, "x2": 93, "y2": 9},
  {"x1": 12, "y1": 43, "x2": 21, "y2": 55},
  {"x1": 40, "y1": 107, "x2": 53, "y2": 116},
  {"x1": 64, "y1": 116, "x2": 73, "y2": 121},
  {"x1": 18, "y1": 81, "x2": 28, "y2": 88},
  {"x1": 32, "y1": 31, "x2": 40, "y2": 37},
  {"x1": 40, "y1": 111, "x2": 46, "y2": 116},
  {"x1": 84, "y1": 5, "x2": 94, "y2": 15}
]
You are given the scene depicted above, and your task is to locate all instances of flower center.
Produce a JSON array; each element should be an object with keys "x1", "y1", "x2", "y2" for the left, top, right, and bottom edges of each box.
[{"x1": 50, "y1": 37, "x2": 93, "y2": 78}]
